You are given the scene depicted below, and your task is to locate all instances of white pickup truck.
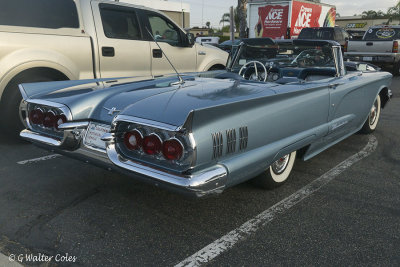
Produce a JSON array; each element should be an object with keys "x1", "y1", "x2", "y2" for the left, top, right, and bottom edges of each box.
[
  {"x1": 0, "y1": 0, "x2": 228, "y2": 137},
  {"x1": 345, "y1": 25, "x2": 400, "y2": 75}
]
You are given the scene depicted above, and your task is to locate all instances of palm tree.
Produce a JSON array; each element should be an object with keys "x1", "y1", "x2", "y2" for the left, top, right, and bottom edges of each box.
[
  {"x1": 220, "y1": 13, "x2": 230, "y2": 28},
  {"x1": 206, "y1": 21, "x2": 211, "y2": 29},
  {"x1": 362, "y1": 10, "x2": 378, "y2": 19},
  {"x1": 387, "y1": 2, "x2": 400, "y2": 20}
]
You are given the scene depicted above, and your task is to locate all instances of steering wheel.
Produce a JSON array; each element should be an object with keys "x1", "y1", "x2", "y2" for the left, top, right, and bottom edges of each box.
[{"x1": 238, "y1": 61, "x2": 268, "y2": 82}]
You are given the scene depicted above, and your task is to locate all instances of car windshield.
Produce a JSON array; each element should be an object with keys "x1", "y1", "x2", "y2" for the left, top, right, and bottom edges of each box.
[
  {"x1": 363, "y1": 27, "x2": 400, "y2": 41},
  {"x1": 229, "y1": 41, "x2": 335, "y2": 71}
]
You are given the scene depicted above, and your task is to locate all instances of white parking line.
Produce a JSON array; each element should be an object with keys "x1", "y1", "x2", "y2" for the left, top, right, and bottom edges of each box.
[
  {"x1": 175, "y1": 135, "x2": 378, "y2": 267},
  {"x1": 17, "y1": 154, "x2": 62, "y2": 165}
]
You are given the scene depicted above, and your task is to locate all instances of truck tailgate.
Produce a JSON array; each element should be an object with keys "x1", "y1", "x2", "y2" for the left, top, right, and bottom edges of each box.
[{"x1": 347, "y1": 41, "x2": 394, "y2": 54}]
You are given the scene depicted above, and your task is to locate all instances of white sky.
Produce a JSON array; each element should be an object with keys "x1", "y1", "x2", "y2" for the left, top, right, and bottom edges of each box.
[{"x1": 180, "y1": 0, "x2": 397, "y2": 28}]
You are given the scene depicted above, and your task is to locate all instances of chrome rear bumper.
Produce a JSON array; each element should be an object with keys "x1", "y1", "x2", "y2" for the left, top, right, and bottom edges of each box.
[
  {"x1": 20, "y1": 129, "x2": 228, "y2": 197},
  {"x1": 106, "y1": 143, "x2": 228, "y2": 197}
]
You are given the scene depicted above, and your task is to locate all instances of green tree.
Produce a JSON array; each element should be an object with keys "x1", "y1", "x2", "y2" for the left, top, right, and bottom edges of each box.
[
  {"x1": 361, "y1": 10, "x2": 386, "y2": 19},
  {"x1": 387, "y1": 1, "x2": 400, "y2": 20},
  {"x1": 362, "y1": 10, "x2": 377, "y2": 18},
  {"x1": 220, "y1": 13, "x2": 230, "y2": 28},
  {"x1": 206, "y1": 21, "x2": 211, "y2": 29}
]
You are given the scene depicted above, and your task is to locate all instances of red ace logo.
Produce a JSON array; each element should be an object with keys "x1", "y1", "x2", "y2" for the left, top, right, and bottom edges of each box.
[
  {"x1": 265, "y1": 8, "x2": 283, "y2": 22},
  {"x1": 295, "y1": 6, "x2": 312, "y2": 28},
  {"x1": 257, "y1": 5, "x2": 289, "y2": 39},
  {"x1": 290, "y1": 1, "x2": 323, "y2": 38}
]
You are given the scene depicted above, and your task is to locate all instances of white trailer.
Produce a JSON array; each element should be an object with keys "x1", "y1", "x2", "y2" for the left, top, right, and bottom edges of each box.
[{"x1": 248, "y1": 0, "x2": 336, "y2": 39}]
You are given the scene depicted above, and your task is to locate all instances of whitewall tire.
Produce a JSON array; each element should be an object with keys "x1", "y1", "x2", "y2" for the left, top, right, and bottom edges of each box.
[
  {"x1": 360, "y1": 94, "x2": 381, "y2": 134},
  {"x1": 255, "y1": 151, "x2": 297, "y2": 189}
]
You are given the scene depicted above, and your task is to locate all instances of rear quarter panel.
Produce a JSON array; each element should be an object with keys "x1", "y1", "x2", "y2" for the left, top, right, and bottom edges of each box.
[{"x1": 190, "y1": 83, "x2": 331, "y2": 186}]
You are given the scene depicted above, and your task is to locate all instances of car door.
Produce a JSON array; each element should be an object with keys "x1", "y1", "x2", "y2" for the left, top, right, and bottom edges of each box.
[
  {"x1": 141, "y1": 10, "x2": 197, "y2": 76},
  {"x1": 92, "y1": 2, "x2": 152, "y2": 78}
]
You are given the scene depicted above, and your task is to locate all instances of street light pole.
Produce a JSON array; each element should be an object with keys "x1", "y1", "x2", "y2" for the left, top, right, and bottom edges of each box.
[
  {"x1": 230, "y1": 6, "x2": 235, "y2": 41},
  {"x1": 201, "y1": 0, "x2": 204, "y2": 27},
  {"x1": 181, "y1": 0, "x2": 184, "y2": 27}
]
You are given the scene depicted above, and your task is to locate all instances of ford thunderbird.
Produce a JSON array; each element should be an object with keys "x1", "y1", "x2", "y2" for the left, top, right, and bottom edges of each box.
[{"x1": 19, "y1": 39, "x2": 392, "y2": 197}]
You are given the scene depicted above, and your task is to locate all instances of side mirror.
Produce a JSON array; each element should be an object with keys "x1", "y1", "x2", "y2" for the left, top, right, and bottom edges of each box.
[{"x1": 186, "y1": 33, "x2": 195, "y2": 47}]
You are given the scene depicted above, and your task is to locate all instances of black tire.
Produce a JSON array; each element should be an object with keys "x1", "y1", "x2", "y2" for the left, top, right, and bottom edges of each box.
[
  {"x1": 0, "y1": 74, "x2": 55, "y2": 139},
  {"x1": 360, "y1": 94, "x2": 381, "y2": 134},
  {"x1": 254, "y1": 151, "x2": 297, "y2": 189},
  {"x1": 392, "y1": 62, "x2": 400, "y2": 76},
  {"x1": 208, "y1": 65, "x2": 225, "y2": 71}
]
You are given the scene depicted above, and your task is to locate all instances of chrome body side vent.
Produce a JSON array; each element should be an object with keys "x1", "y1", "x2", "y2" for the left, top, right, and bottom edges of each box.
[
  {"x1": 226, "y1": 129, "x2": 236, "y2": 154},
  {"x1": 239, "y1": 126, "x2": 248, "y2": 151},
  {"x1": 212, "y1": 132, "x2": 223, "y2": 159}
]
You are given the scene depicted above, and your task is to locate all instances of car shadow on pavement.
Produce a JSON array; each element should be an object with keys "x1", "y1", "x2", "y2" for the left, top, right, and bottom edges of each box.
[{"x1": 0, "y1": 126, "x2": 29, "y2": 146}]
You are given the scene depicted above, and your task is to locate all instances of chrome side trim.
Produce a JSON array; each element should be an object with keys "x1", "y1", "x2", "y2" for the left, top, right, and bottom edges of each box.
[
  {"x1": 114, "y1": 115, "x2": 179, "y2": 132},
  {"x1": 24, "y1": 99, "x2": 73, "y2": 121},
  {"x1": 187, "y1": 132, "x2": 197, "y2": 168},
  {"x1": 106, "y1": 143, "x2": 228, "y2": 197},
  {"x1": 58, "y1": 121, "x2": 90, "y2": 130},
  {"x1": 18, "y1": 84, "x2": 28, "y2": 100}
]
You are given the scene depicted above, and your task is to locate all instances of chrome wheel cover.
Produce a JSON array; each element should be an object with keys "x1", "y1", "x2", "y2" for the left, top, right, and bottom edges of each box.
[
  {"x1": 271, "y1": 154, "x2": 290, "y2": 175},
  {"x1": 369, "y1": 99, "x2": 378, "y2": 126}
]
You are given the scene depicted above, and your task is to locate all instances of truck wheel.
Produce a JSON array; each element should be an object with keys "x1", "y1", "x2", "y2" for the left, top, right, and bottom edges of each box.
[
  {"x1": 254, "y1": 151, "x2": 297, "y2": 189},
  {"x1": 208, "y1": 65, "x2": 225, "y2": 71},
  {"x1": 0, "y1": 74, "x2": 57, "y2": 139},
  {"x1": 360, "y1": 94, "x2": 381, "y2": 134},
  {"x1": 392, "y1": 62, "x2": 400, "y2": 76}
]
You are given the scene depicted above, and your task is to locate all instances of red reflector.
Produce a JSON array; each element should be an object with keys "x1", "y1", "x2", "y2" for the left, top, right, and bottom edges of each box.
[
  {"x1": 163, "y1": 139, "x2": 184, "y2": 160},
  {"x1": 54, "y1": 114, "x2": 67, "y2": 130},
  {"x1": 43, "y1": 111, "x2": 56, "y2": 128},
  {"x1": 143, "y1": 134, "x2": 162, "y2": 155},
  {"x1": 393, "y1": 41, "x2": 398, "y2": 53},
  {"x1": 124, "y1": 130, "x2": 143, "y2": 150},
  {"x1": 29, "y1": 109, "x2": 44, "y2": 125},
  {"x1": 344, "y1": 41, "x2": 348, "y2": 53}
]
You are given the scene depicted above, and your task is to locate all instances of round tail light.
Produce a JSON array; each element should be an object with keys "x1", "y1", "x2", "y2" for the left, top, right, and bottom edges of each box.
[
  {"x1": 43, "y1": 111, "x2": 56, "y2": 128},
  {"x1": 162, "y1": 139, "x2": 184, "y2": 160},
  {"x1": 29, "y1": 108, "x2": 44, "y2": 125},
  {"x1": 143, "y1": 134, "x2": 162, "y2": 155},
  {"x1": 124, "y1": 130, "x2": 143, "y2": 150},
  {"x1": 54, "y1": 114, "x2": 67, "y2": 130}
]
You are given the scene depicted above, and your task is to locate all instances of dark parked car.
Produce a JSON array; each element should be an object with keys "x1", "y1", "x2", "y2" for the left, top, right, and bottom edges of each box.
[
  {"x1": 298, "y1": 27, "x2": 351, "y2": 49},
  {"x1": 218, "y1": 39, "x2": 242, "y2": 54}
]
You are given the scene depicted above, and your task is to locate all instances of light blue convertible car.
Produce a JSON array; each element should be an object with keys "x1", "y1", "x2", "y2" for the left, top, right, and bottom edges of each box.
[{"x1": 19, "y1": 39, "x2": 392, "y2": 197}]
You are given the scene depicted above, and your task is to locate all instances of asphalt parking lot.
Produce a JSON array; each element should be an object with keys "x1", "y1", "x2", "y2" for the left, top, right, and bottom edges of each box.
[{"x1": 0, "y1": 77, "x2": 399, "y2": 267}]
